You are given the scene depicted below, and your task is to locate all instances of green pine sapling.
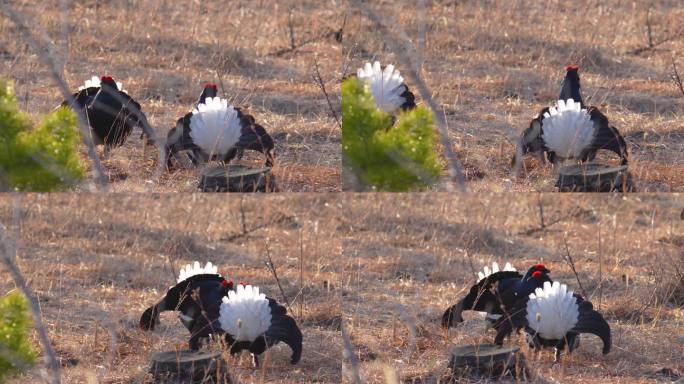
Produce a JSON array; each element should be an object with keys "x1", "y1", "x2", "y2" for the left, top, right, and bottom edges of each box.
[
  {"x1": 0, "y1": 292, "x2": 36, "y2": 382},
  {"x1": 342, "y1": 77, "x2": 441, "y2": 191},
  {"x1": 0, "y1": 79, "x2": 85, "y2": 191}
]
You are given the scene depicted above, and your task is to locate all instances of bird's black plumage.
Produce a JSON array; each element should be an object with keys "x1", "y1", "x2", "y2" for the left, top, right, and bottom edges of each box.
[
  {"x1": 62, "y1": 76, "x2": 149, "y2": 151},
  {"x1": 517, "y1": 66, "x2": 628, "y2": 166},
  {"x1": 442, "y1": 264, "x2": 552, "y2": 329},
  {"x1": 399, "y1": 85, "x2": 417, "y2": 112},
  {"x1": 165, "y1": 84, "x2": 274, "y2": 169},
  {"x1": 140, "y1": 273, "x2": 232, "y2": 350},
  {"x1": 140, "y1": 270, "x2": 302, "y2": 365}
]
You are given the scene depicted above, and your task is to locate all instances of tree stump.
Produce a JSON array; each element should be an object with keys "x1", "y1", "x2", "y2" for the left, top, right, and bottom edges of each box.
[
  {"x1": 556, "y1": 163, "x2": 635, "y2": 192},
  {"x1": 448, "y1": 344, "x2": 525, "y2": 379},
  {"x1": 149, "y1": 349, "x2": 230, "y2": 384},
  {"x1": 198, "y1": 165, "x2": 277, "y2": 192}
]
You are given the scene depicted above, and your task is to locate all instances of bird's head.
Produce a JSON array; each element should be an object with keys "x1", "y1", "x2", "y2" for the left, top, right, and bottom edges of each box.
[
  {"x1": 559, "y1": 65, "x2": 583, "y2": 105},
  {"x1": 523, "y1": 264, "x2": 551, "y2": 284},
  {"x1": 221, "y1": 279, "x2": 235, "y2": 291},
  {"x1": 100, "y1": 76, "x2": 118, "y2": 89},
  {"x1": 196, "y1": 83, "x2": 218, "y2": 105}
]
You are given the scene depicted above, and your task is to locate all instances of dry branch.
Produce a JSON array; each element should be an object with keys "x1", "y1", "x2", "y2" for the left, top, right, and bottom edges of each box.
[
  {"x1": 264, "y1": 242, "x2": 292, "y2": 311},
  {"x1": 671, "y1": 57, "x2": 684, "y2": 98},
  {"x1": 561, "y1": 233, "x2": 588, "y2": 298},
  {"x1": 341, "y1": 320, "x2": 363, "y2": 384},
  {"x1": 0, "y1": 204, "x2": 61, "y2": 384},
  {"x1": 312, "y1": 58, "x2": 341, "y2": 129}
]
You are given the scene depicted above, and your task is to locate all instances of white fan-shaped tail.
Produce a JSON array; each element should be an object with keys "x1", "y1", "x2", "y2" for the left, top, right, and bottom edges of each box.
[
  {"x1": 541, "y1": 99, "x2": 595, "y2": 159},
  {"x1": 526, "y1": 281, "x2": 579, "y2": 340},
  {"x1": 357, "y1": 61, "x2": 408, "y2": 114},
  {"x1": 189, "y1": 97, "x2": 241, "y2": 157},
  {"x1": 177, "y1": 261, "x2": 219, "y2": 283},
  {"x1": 477, "y1": 262, "x2": 517, "y2": 281},
  {"x1": 219, "y1": 285, "x2": 272, "y2": 342}
]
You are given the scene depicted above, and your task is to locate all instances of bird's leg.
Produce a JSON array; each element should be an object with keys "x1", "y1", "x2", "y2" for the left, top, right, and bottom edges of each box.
[
  {"x1": 102, "y1": 146, "x2": 111, "y2": 160},
  {"x1": 251, "y1": 353, "x2": 259, "y2": 368}
]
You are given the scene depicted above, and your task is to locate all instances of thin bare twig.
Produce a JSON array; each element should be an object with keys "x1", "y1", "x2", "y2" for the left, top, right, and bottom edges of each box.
[
  {"x1": 0, "y1": 202, "x2": 61, "y2": 384},
  {"x1": 287, "y1": 9, "x2": 296, "y2": 50},
  {"x1": 671, "y1": 57, "x2": 684, "y2": 98},
  {"x1": 561, "y1": 233, "x2": 588, "y2": 298},
  {"x1": 351, "y1": 0, "x2": 466, "y2": 192},
  {"x1": 299, "y1": 227, "x2": 304, "y2": 318},
  {"x1": 239, "y1": 196, "x2": 247, "y2": 235},
  {"x1": 341, "y1": 320, "x2": 363, "y2": 384},
  {"x1": 646, "y1": 5, "x2": 654, "y2": 49},
  {"x1": 264, "y1": 242, "x2": 291, "y2": 311},
  {"x1": 0, "y1": 3, "x2": 107, "y2": 189},
  {"x1": 537, "y1": 193, "x2": 545, "y2": 230},
  {"x1": 312, "y1": 58, "x2": 341, "y2": 129}
]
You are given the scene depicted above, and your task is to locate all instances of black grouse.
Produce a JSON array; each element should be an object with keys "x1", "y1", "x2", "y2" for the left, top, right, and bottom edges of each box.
[
  {"x1": 493, "y1": 281, "x2": 611, "y2": 361},
  {"x1": 62, "y1": 76, "x2": 150, "y2": 155},
  {"x1": 165, "y1": 84, "x2": 274, "y2": 169},
  {"x1": 442, "y1": 263, "x2": 552, "y2": 329},
  {"x1": 356, "y1": 61, "x2": 416, "y2": 115},
  {"x1": 517, "y1": 66, "x2": 628, "y2": 166}
]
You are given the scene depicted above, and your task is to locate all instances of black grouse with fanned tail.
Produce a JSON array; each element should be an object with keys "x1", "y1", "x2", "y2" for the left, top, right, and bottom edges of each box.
[
  {"x1": 219, "y1": 284, "x2": 302, "y2": 366},
  {"x1": 165, "y1": 84, "x2": 274, "y2": 169},
  {"x1": 442, "y1": 263, "x2": 552, "y2": 329},
  {"x1": 62, "y1": 76, "x2": 150, "y2": 153},
  {"x1": 517, "y1": 66, "x2": 628, "y2": 166},
  {"x1": 492, "y1": 281, "x2": 611, "y2": 361}
]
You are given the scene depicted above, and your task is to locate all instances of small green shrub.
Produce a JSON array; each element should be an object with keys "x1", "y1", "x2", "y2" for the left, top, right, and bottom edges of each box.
[
  {"x1": 342, "y1": 77, "x2": 441, "y2": 191},
  {"x1": 0, "y1": 79, "x2": 85, "y2": 191},
  {"x1": 0, "y1": 292, "x2": 36, "y2": 382}
]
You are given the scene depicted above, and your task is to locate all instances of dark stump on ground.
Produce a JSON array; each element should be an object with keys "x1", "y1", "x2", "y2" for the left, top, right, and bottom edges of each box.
[
  {"x1": 448, "y1": 344, "x2": 526, "y2": 380},
  {"x1": 149, "y1": 349, "x2": 229, "y2": 384},
  {"x1": 556, "y1": 163, "x2": 634, "y2": 192},
  {"x1": 199, "y1": 165, "x2": 277, "y2": 192}
]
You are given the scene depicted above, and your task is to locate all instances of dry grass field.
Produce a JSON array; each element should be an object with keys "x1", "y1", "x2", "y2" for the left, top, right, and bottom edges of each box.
[
  {"x1": 344, "y1": 0, "x2": 684, "y2": 192},
  {"x1": 342, "y1": 194, "x2": 684, "y2": 383},
  {"x1": 0, "y1": 194, "x2": 342, "y2": 383},
  {"x1": 0, "y1": 0, "x2": 342, "y2": 192}
]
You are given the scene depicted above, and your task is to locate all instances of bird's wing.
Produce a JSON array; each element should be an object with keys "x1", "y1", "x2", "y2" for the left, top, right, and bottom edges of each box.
[
  {"x1": 442, "y1": 270, "x2": 523, "y2": 328},
  {"x1": 399, "y1": 85, "x2": 416, "y2": 111},
  {"x1": 233, "y1": 108, "x2": 275, "y2": 165},
  {"x1": 570, "y1": 294, "x2": 611, "y2": 354},
  {"x1": 588, "y1": 107, "x2": 628, "y2": 164},
  {"x1": 140, "y1": 274, "x2": 225, "y2": 330},
  {"x1": 442, "y1": 298, "x2": 467, "y2": 327},
  {"x1": 493, "y1": 295, "x2": 529, "y2": 345},
  {"x1": 267, "y1": 297, "x2": 288, "y2": 316},
  {"x1": 264, "y1": 313, "x2": 303, "y2": 364},
  {"x1": 61, "y1": 87, "x2": 99, "y2": 108}
]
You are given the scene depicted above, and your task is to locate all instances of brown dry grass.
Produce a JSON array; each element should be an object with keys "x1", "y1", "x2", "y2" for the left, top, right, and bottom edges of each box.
[
  {"x1": 342, "y1": 194, "x2": 684, "y2": 383},
  {"x1": 344, "y1": 1, "x2": 684, "y2": 192},
  {"x1": 0, "y1": 194, "x2": 342, "y2": 383},
  {"x1": 0, "y1": 0, "x2": 342, "y2": 192}
]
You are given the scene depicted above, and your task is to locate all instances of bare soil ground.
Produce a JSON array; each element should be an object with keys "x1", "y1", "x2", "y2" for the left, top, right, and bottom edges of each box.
[
  {"x1": 342, "y1": 194, "x2": 684, "y2": 383},
  {"x1": 0, "y1": 0, "x2": 343, "y2": 192},
  {"x1": 343, "y1": 1, "x2": 684, "y2": 192},
  {"x1": 0, "y1": 194, "x2": 342, "y2": 383}
]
